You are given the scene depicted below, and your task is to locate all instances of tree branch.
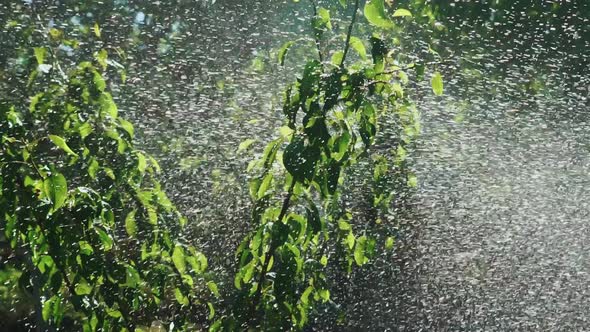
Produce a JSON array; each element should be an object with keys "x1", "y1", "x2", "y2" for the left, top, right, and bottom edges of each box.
[
  {"x1": 340, "y1": 0, "x2": 361, "y2": 68},
  {"x1": 250, "y1": 180, "x2": 296, "y2": 325},
  {"x1": 310, "y1": 0, "x2": 324, "y2": 63}
]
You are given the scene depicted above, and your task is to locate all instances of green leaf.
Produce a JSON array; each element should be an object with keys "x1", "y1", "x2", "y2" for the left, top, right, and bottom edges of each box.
[
  {"x1": 364, "y1": 0, "x2": 394, "y2": 29},
  {"x1": 136, "y1": 153, "x2": 147, "y2": 173},
  {"x1": 207, "y1": 302, "x2": 215, "y2": 320},
  {"x1": 49, "y1": 135, "x2": 78, "y2": 157},
  {"x1": 174, "y1": 288, "x2": 189, "y2": 306},
  {"x1": 207, "y1": 281, "x2": 220, "y2": 297},
  {"x1": 283, "y1": 136, "x2": 319, "y2": 182},
  {"x1": 431, "y1": 71, "x2": 444, "y2": 96},
  {"x1": 277, "y1": 41, "x2": 294, "y2": 66},
  {"x1": 96, "y1": 49, "x2": 108, "y2": 70},
  {"x1": 118, "y1": 118, "x2": 134, "y2": 137},
  {"x1": 349, "y1": 36, "x2": 367, "y2": 60},
  {"x1": 237, "y1": 138, "x2": 256, "y2": 153},
  {"x1": 106, "y1": 309, "x2": 122, "y2": 318},
  {"x1": 34, "y1": 47, "x2": 46, "y2": 65},
  {"x1": 93, "y1": 22, "x2": 101, "y2": 38},
  {"x1": 99, "y1": 93, "x2": 118, "y2": 118},
  {"x1": 300, "y1": 286, "x2": 313, "y2": 305},
  {"x1": 354, "y1": 235, "x2": 368, "y2": 266},
  {"x1": 385, "y1": 236, "x2": 395, "y2": 250},
  {"x1": 257, "y1": 173, "x2": 273, "y2": 199},
  {"x1": 407, "y1": 174, "x2": 418, "y2": 187},
  {"x1": 172, "y1": 246, "x2": 186, "y2": 274},
  {"x1": 96, "y1": 228, "x2": 113, "y2": 251},
  {"x1": 42, "y1": 296, "x2": 58, "y2": 321},
  {"x1": 331, "y1": 51, "x2": 344, "y2": 66},
  {"x1": 125, "y1": 210, "x2": 137, "y2": 237},
  {"x1": 338, "y1": 220, "x2": 351, "y2": 231},
  {"x1": 299, "y1": 60, "x2": 321, "y2": 100},
  {"x1": 78, "y1": 123, "x2": 93, "y2": 139},
  {"x1": 79, "y1": 241, "x2": 94, "y2": 255},
  {"x1": 339, "y1": 0, "x2": 347, "y2": 8},
  {"x1": 74, "y1": 282, "x2": 92, "y2": 295},
  {"x1": 88, "y1": 159, "x2": 99, "y2": 179},
  {"x1": 125, "y1": 266, "x2": 140, "y2": 288},
  {"x1": 318, "y1": 7, "x2": 332, "y2": 30},
  {"x1": 44, "y1": 173, "x2": 68, "y2": 211},
  {"x1": 392, "y1": 8, "x2": 412, "y2": 17}
]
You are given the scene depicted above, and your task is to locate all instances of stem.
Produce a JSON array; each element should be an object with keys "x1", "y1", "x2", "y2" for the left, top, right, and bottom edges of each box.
[
  {"x1": 340, "y1": 0, "x2": 361, "y2": 68},
  {"x1": 249, "y1": 180, "x2": 296, "y2": 325},
  {"x1": 309, "y1": 0, "x2": 324, "y2": 63}
]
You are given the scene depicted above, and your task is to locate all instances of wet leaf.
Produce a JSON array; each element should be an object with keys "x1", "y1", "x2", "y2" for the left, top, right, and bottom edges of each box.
[
  {"x1": 392, "y1": 8, "x2": 412, "y2": 17},
  {"x1": 364, "y1": 0, "x2": 394, "y2": 29},
  {"x1": 49, "y1": 135, "x2": 78, "y2": 157},
  {"x1": 75, "y1": 282, "x2": 92, "y2": 295},
  {"x1": 431, "y1": 71, "x2": 444, "y2": 96},
  {"x1": 125, "y1": 210, "x2": 137, "y2": 237},
  {"x1": 349, "y1": 36, "x2": 367, "y2": 60},
  {"x1": 278, "y1": 41, "x2": 294, "y2": 66},
  {"x1": 172, "y1": 246, "x2": 186, "y2": 274},
  {"x1": 44, "y1": 173, "x2": 68, "y2": 211}
]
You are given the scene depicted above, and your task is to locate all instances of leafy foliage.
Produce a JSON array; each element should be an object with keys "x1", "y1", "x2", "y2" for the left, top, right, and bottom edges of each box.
[
  {"x1": 0, "y1": 30, "x2": 215, "y2": 330},
  {"x1": 219, "y1": 0, "x2": 432, "y2": 330}
]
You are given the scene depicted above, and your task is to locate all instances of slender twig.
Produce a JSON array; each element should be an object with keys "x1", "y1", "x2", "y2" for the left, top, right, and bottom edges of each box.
[
  {"x1": 339, "y1": 0, "x2": 361, "y2": 68},
  {"x1": 250, "y1": 180, "x2": 296, "y2": 325},
  {"x1": 309, "y1": 0, "x2": 324, "y2": 63}
]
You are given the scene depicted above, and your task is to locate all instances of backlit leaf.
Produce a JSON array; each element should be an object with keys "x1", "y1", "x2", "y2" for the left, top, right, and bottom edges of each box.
[
  {"x1": 364, "y1": 0, "x2": 394, "y2": 29},
  {"x1": 49, "y1": 135, "x2": 78, "y2": 157},
  {"x1": 392, "y1": 8, "x2": 412, "y2": 17},
  {"x1": 172, "y1": 246, "x2": 186, "y2": 274},
  {"x1": 44, "y1": 173, "x2": 67, "y2": 211},
  {"x1": 431, "y1": 71, "x2": 444, "y2": 96},
  {"x1": 278, "y1": 41, "x2": 294, "y2": 66},
  {"x1": 125, "y1": 210, "x2": 137, "y2": 237},
  {"x1": 349, "y1": 36, "x2": 367, "y2": 60},
  {"x1": 74, "y1": 282, "x2": 92, "y2": 295}
]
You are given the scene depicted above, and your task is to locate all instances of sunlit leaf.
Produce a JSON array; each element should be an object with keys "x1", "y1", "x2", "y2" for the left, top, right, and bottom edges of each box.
[
  {"x1": 392, "y1": 8, "x2": 412, "y2": 17},
  {"x1": 349, "y1": 36, "x2": 367, "y2": 60},
  {"x1": 238, "y1": 138, "x2": 256, "y2": 152},
  {"x1": 385, "y1": 236, "x2": 395, "y2": 250},
  {"x1": 318, "y1": 7, "x2": 332, "y2": 30},
  {"x1": 74, "y1": 282, "x2": 92, "y2": 295},
  {"x1": 207, "y1": 281, "x2": 220, "y2": 297},
  {"x1": 364, "y1": 0, "x2": 394, "y2": 29},
  {"x1": 172, "y1": 246, "x2": 186, "y2": 274},
  {"x1": 93, "y1": 22, "x2": 101, "y2": 38},
  {"x1": 174, "y1": 288, "x2": 189, "y2": 306},
  {"x1": 44, "y1": 173, "x2": 67, "y2": 211},
  {"x1": 431, "y1": 71, "x2": 444, "y2": 96},
  {"x1": 283, "y1": 136, "x2": 319, "y2": 182},
  {"x1": 136, "y1": 153, "x2": 147, "y2": 173},
  {"x1": 49, "y1": 135, "x2": 78, "y2": 157},
  {"x1": 277, "y1": 41, "x2": 294, "y2": 66},
  {"x1": 354, "y1": 235, "x2": 368, "y2": 265},
  {"x1": 125, "y1": 210, "x2": 137, "y2": 237},
  {"x1": 34, "y1": 47, "x2": 46, "y2": 65},
  {"x1": 119, "y1": 118, "x2": 134, "y2": 137}
]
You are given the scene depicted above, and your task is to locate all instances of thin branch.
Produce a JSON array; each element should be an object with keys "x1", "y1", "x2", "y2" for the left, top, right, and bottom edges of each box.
[
  {"x1": 309, "y1": 0, "x2": 324, "y2": 63},
  {"x1": 339, "y1": 0, "x2": 361, "y2": 68},
  {"x1": 250, "y1": 180, "x2": 296, "y2": 325}
]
